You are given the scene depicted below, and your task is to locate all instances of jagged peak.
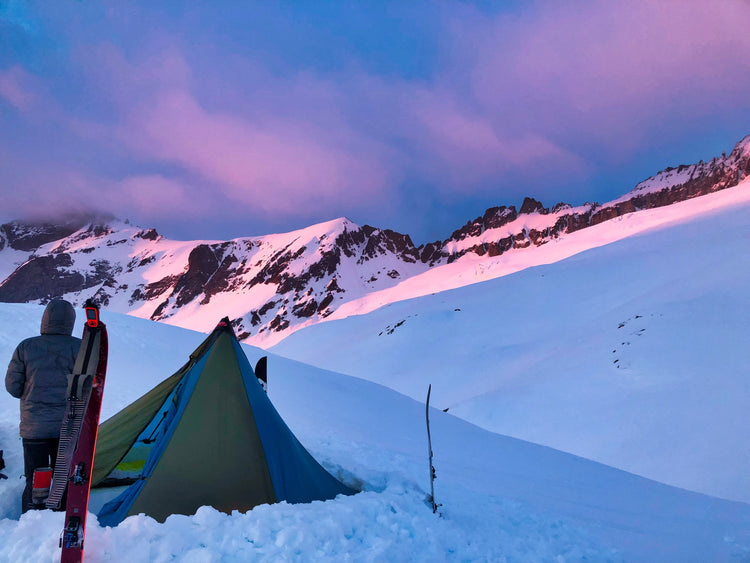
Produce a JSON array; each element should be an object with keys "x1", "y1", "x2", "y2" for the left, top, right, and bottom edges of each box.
[
  {"x1": 730, "y1": 134, "x2": 750, "y2": 158},
  {"x1": 551, "y1": 202, "x2": 573, "y2": 213},
  {"x1": 519, "y1": 197, "x2": 547, "y2": 215},
  {"x1": 611, "y1": 133, "x2": 750, "y2": 205}
]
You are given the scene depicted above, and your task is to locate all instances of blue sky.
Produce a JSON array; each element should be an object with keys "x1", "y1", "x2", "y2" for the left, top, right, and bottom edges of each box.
[{"x1": 1, "y1": 1, "x2": 749, "y2": 243}]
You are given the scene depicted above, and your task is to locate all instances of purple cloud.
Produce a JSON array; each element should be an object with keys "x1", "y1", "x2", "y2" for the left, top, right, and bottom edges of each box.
[
  {"x1": 460, "y1": 1, "x2": 750, "y2": 153},
  {"x1": 1, "y1": 2, "x2": 748, "y2": 241},
  {"x1": 0, "y1": 66, "x2": 37, "y2": 111},
  {"x1": 76, "y1": 45, "x2": 395, "y2": 217}
]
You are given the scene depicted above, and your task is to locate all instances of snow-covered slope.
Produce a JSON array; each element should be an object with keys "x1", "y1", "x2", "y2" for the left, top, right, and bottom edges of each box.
[
  {"x1": 1, "y1": 305, "x2": 750, "y2": 561},
  {"x1": 1, "y1": 135, "x2": 748, "y2": 347},
  {"x1": 272, "y1": 181, "x2": 750, "y2": 505}
]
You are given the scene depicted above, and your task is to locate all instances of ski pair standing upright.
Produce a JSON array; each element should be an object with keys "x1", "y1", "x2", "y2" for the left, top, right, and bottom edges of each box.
[{"x1": 46, "y1": 300, "x2": 109, "y2": 563}]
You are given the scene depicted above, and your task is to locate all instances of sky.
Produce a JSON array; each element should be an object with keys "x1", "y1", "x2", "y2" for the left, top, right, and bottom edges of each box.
[{"x1": 1, "y1": 1, "x2": 749, "y2": 244}]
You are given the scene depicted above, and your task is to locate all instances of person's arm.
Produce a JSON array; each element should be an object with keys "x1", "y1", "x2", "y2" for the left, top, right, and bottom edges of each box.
[{"x1": 5, "y1": 343, "x2": 26, "y2": 398}]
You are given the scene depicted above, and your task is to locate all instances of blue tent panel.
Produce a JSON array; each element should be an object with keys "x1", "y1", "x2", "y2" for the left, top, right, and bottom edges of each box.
[{"x1": 231, "y1": 338, "x2": 354, "y2": 503}]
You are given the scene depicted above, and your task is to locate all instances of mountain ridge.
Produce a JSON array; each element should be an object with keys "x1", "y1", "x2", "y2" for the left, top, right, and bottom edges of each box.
[{"x1": 1, "y1": 134, "x2": 748, "y2": 345}]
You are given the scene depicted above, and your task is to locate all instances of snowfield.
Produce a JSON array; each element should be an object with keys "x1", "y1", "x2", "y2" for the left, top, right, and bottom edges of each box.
[
  {"x1": 272, "y1": 181, "x2": 750, "y2": 506},
  {"x1": 2, "y1": 306, "x2": 750, "y2": 561}
]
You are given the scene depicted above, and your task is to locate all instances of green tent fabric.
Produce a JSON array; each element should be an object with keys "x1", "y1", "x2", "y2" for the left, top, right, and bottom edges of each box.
[
  {"x1": 92, "y1": 318, "x2": 355, "y2": 525},
  {"x1": 91, "y1": 370, "x2": 183, "y2": 487},
  {"x1": 91, "y1": 326, "x2": 219, "y2": 487}
]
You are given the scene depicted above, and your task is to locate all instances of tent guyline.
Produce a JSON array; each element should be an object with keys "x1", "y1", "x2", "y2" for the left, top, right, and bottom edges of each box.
[{"x1": 90, "y1": 317, "x2": 356, "y2": 526}]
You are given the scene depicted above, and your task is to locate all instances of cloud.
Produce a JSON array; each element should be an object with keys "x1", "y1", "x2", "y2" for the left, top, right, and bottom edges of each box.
[
  {"x1": 0, "y1": 153, "x2": 204, "y2": 226},
  {"x1": 396, "y1": 85, "x2": 587, "y2": 189},
  {"x1": 458, "y1": 1, "x2": 750, "y2": 154},
  {"x1": 115, "y1": 175, "x2": 199, "y2": 218},
  {"x1": 79, "y1": 39, "x2": 587, "y2": 211},
  {"x1": 0, "y1": 159, "x2": 100, "y2": 221},
  {"x1": 0, "y1": 66, "x2": 36, "y2": 110},
  {"x1": 120, "y1": 89, "x2": 390, "y2": 214},
  {"x1": 3, "y1": 2, "x2": 749, "y2": 239},
  {"x1": 76, "y1": 45, "x2": 393, "y2": 216}
]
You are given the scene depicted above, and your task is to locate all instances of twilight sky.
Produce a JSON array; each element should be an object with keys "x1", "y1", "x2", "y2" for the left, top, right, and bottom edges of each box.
[{"x1": 1, "y1": 1, "x2": 749, "y2": 244}]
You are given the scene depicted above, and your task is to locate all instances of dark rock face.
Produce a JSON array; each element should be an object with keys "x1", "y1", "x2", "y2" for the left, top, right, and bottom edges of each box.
[
  {"x1": 292, "y1": 298, "x2": 318, "y2": 318},
  {"x1": 419, "y1": 242, "x2": 445, "y2": 264},
  {"x1": 317, "y1": 293, "x2": 334, "y2": 313},
  {"x1": 0, "y1": 220, "x2": 87, "y2": 252},
  {"x1": 360, "y1": 226, "x2": 420, "y2": 263},
  {"x1": 0, "y1": 254, "x2": 85, "y2": 302},
  {"x1": 136, "y1": 228, "x2": 160, "y2": 241},
  {"x1": 519, "y1": 197, "x2": 547, "y2": 215},
  {"x1": 143, "y1": 275, "x2": 181, "y2": 301},
  {"x1": 201, "y1": 251, "x2": 239, "y2": 304},
  {"x1": 172, "y1": 245, "x2": 221, "y2": 307},
  {"x1": 448, "y1": 206, "x2": 519, "y2": 243}
]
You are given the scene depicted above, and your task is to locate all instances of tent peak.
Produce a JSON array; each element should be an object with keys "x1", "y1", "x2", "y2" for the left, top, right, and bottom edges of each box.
[{"x1": 214, "y1": 316, "x2": 235, "y2": 334}]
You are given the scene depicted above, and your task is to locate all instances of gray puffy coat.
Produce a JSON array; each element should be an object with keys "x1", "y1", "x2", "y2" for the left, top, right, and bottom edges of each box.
[{"x1": 5, "y1": 300, "x2": 82, "y2": 439}]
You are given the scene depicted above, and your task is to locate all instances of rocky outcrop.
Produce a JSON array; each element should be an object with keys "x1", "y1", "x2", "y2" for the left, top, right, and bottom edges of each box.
[
  {"x1": 1, "y1": 221, "x2": 84, "y2": 253},
  {"x1": 0, "y1": 254, "x2": 85, "y2": 302},
  {"x1": 443, "y1": 135, "x2": 750, "y2": 264}
]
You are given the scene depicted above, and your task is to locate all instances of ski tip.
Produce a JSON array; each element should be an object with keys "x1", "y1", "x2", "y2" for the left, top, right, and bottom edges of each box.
[{"x1": 84, "y1": 302, "x2": 100, "y2": 328}]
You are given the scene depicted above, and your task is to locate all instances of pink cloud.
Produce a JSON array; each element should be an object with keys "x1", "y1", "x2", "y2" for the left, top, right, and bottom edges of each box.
[
  {"x1": 0, "y1": 66, "x2": 37, "y2": 111},
  {"x1": 20, "y1": 38, "x2": 588, "y2": 217},
  {"x1": 13, "y1": 2, "x2": 747, "y2": 232},
  {"x1": 116, "y1": 175, "x2": 200, "y2": 218},
  {"x1": 81, "y1": 42, "x2": 586, "y2": 208},
  {"x1": 0, "y1": 162, "x2": 101, "y2": 220},
  {"x1": 122, "y1": 89, "x2": 390, "y2": 213},
  {"x1": 401, "y1": 86, "x2": 586, "y2": 188},
  {"x1": 460, "y1": 1, "x2": 750, "y2": 153},
  {"x1": 0, "y1": 156, "x2": 205, "y2": 225},
  {"x1": 79, "y1": 45, "x2": 394, "y2": 216}
]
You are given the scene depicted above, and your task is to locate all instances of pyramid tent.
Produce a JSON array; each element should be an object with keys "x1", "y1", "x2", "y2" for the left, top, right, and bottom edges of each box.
[{"x1": 91, "y1": 318, "x2": 355, "y2": 526}]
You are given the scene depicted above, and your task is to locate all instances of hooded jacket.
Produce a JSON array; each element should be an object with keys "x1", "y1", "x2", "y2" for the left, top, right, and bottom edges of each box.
[{"x1": 5, "y1": 300, "x2": 82, "y2": 439}]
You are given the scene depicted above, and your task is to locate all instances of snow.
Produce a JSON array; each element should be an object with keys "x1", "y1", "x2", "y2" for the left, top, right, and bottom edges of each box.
[
  {"x1": 0, "y1": 248, "x2": 30, "y2": 285},
  {"x1": 272, "y1": 180, "x2": 750, "y2": 505},
  {"x1": 318, "y1": 179, "x2": 750, "y2": 325},
  {"x1": 3, "y1": 305, "x2": 750, "y2": 561}
]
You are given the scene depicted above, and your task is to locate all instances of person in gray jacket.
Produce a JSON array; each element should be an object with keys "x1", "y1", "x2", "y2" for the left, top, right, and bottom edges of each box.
[{"x1": 5, "y1": 299, "x2": 81, "y2": 512}]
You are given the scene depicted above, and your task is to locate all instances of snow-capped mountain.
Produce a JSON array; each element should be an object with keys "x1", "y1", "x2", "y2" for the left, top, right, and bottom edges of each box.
[
  {"x1": 1, "y1": 135, "x2": 748, "y2": 345},
  {"x1": 0, "y1": 216, "x2": 429, "y2": 344}
]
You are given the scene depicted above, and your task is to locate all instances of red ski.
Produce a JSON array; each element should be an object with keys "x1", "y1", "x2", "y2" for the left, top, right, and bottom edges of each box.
[{"x1": 47, "y1": 301, "x2": 108, "y2": 563}]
